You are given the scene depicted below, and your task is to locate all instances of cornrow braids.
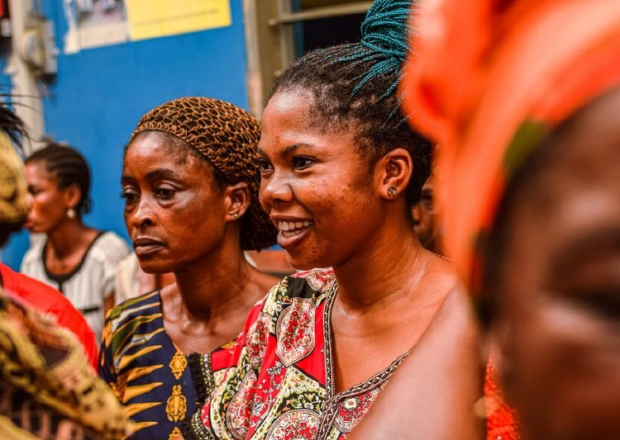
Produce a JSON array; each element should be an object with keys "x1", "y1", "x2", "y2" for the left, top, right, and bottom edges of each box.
[
  {"x1": 272, "y1": 0, "x2": 432, "y2": 209},
  {"x1": 26, "y1": 143, "x2": 92, "y2": 216}
]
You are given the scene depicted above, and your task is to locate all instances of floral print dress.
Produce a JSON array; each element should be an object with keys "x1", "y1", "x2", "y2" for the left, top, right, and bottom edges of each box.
[{"x1": 183, "y1": 269, "x2": 407, "y2": 440}]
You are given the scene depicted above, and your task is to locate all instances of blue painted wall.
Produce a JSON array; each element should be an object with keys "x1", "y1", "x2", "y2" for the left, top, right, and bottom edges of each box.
[{"x1": 2, "y1": 0, "x2": 249, "y2": 270}]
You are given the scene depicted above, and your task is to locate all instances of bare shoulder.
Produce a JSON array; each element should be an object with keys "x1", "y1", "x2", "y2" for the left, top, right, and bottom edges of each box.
[
  {"x1": 348, "y1": 270, "x2": 484, "y2": 440},
  {"x1": 416, "y1": 249, "x2": 472, "y2": 336},
  {"x1": 424, "y1": 255, "x2": 477, "y2": 349},
  {"x1": 422, "y1": 249, "x2": 461, "y2": 293}
]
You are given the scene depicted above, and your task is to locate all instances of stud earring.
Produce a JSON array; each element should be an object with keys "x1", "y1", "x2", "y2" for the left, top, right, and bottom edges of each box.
[
  {"x1": 387, "y1": 186, "x2": 398, "y2": 199},
  {"x1": 67, "y1": 208, "x2": 76, "y2": 219},
  {"x1": 232, "y1": 213, "x2": 239, "y2": 219}
]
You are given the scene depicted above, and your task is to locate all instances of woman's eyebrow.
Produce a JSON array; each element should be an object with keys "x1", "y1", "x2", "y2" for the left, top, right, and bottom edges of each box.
[
  {"x1": 259, "y1": 143, "x2": 316, "y2": 158},
  {"x1": 121, "y1": 168, "x2": 180, "y2": 184},
  {"x1": 145, "y1": 168, "x2": 180, "y2": 181},
  {"x1": 282, "y1": 143, "x2": 310, "y2": 156}
]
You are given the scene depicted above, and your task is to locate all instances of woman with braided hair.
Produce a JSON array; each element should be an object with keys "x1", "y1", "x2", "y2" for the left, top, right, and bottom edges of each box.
[
  {"x1": 181, "y1": 1, "x2": 481, "y2": 439},
  {"x1": 99, "y1": 97, "x2": 279, "y2": 440},
  {"x1": 22, "y1": 143, "x2": 130, "y2": 341}
]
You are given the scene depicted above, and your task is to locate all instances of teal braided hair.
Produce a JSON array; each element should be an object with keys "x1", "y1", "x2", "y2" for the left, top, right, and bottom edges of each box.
[
  {"x1": 272, "y1": 0, "x2": 432, "y2": 209},
  {"x1": 347, "y1": 0, "x2": 413, "y2": 97}
]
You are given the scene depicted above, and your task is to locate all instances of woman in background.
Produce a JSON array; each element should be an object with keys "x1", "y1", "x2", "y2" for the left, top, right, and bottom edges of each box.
[
  {"x1": 100, "y1": 97, "x2": 278, "y2": 440},
  {"x1": 21, "y1": 143, "x2": 129, "y2": 341}
]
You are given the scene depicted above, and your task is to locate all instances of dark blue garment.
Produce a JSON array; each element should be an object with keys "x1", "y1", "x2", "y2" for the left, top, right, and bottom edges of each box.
[{"x1": 99, "y1": 290, "x2": 198, "y2": 440}]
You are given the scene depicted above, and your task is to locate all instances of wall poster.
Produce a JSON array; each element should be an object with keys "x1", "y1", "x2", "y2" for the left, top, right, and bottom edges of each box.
[
  {"x1": 62, "y1": 0, "x2": 232, "y2": 54},
  {"x1": 125, "y1": 0, "x2": 232, "y2": 41}
]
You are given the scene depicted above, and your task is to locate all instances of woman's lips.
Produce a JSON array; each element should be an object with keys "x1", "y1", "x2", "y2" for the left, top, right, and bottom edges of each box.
[{"x1": 133, "y1": 238, "x2": 165, "y2": 256}]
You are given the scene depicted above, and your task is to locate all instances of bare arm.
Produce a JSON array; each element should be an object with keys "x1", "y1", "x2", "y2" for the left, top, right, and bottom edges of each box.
[{"x1": 349, "y1": 284, "x2": 485, "y2": 440}]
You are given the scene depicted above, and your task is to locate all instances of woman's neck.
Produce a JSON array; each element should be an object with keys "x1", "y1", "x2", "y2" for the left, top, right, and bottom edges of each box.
[
  {"x1": 333, "y1": 215, "x2": 428, "y2": 313},
  {"x1": 171, "y1": 238, "x2": 268, "y2": 325},
  {"x1": 47, "y1": 219, "x2": 92, "y2": 259}
]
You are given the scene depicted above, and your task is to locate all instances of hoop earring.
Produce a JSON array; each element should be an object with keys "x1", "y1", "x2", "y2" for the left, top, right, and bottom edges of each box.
[
  {"x1": 387, "y1": 186, "x2": 398, "y2": 199},
  {"x1": 67, "y1": 208, "x2": 76, "y2": 219}
]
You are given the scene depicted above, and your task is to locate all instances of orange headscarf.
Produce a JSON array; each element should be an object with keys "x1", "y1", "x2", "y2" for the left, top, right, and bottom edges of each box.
[{"x1": 401, "y1": 0, "x2": 620, "y2": 295}]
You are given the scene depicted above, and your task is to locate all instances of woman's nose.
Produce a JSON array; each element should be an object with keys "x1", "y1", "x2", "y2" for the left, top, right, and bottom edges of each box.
[
  {"x1": 128, "y1": 198, "x2": 155, "y2": 228},
  {"x1": 260, "y1": 171, "x2": 294, "y2": 207}
]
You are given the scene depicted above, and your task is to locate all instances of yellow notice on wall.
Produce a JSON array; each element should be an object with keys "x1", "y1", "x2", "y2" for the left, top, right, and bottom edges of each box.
[{"x1": 126, "y1": 0, "x2": 231, "y2": 41}]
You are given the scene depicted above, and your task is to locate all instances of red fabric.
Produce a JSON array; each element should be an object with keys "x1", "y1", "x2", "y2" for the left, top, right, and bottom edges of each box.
[
  {"x1": 485, "y1": 361, "x2": 520, "y2": 440},
  {"x1": 0, "y1": 263, "x2": 98, "y2": 369}
]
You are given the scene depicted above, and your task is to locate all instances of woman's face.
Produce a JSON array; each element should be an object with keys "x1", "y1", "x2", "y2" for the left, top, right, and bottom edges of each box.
[
  {"x1": 122, "y1": 132, "x2": 231, "y2": 274},
  {"x1": 412, "y1": 178, "x2": 439, "y2": 252},
  {"x1": 24, "y1": 161, "x2": 71, "y2": 233},
  {"x1": 494, "y1": 92, "x2": 620, "y2": 440},
  {"x1": 258, "y1": 89, "x2": 386, "y2": 270}
]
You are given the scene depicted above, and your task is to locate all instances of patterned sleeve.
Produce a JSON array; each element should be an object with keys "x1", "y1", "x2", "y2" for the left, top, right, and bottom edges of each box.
[
  {"x1": 99, "y1": 233, "x2": 131, "y2": 300},
  {"x1": 0, "y1": 292, "x2": 129, "y2": 439},
  {"x1": 182, "y1": 281, "x2": 284, "y2": 440},
  {"x1": 98, "y1": 309, "x2": 120, "y2": 399}
]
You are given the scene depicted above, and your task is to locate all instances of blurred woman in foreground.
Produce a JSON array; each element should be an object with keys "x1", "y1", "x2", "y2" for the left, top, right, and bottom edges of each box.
[{"x1": 353, "y1": 1, "x2": 620, "y2": 439}]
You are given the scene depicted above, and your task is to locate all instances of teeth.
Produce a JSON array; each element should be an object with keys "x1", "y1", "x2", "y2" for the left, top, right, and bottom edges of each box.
[
  {"x1": 277, "y1": 220, "x2": 314, "y2": 233},
  {"x1": 282, "y1": 230, "x2": 303, "y2": 238}
]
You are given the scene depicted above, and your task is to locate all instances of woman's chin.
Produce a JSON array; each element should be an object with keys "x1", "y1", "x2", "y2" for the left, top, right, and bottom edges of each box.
[
  {"x1": 136, "y1": 258, "x2": 175, "y2": 275},
  {"x1": 284, "y1": 250, "x2": 328, "y2": 272}
]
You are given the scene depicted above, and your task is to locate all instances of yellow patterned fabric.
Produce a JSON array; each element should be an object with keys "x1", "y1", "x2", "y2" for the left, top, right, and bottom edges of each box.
[
  {"x1": 99, "y1": 290, "x2": 238, "y2": 440},
  {"x1": 0, "y1": 288, "x2": 128, "y2": 440},
  {"x1": 0, "y1": 132, "x2": 29, "y2": 224}
]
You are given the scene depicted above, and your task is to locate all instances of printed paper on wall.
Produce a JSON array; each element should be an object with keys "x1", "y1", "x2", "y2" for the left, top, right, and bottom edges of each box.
[{"x1": 126, "y1": 0, "x2": 232, "y2": 41}]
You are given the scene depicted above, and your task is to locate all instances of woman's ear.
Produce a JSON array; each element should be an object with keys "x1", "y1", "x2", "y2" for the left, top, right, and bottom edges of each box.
[
  {"x1": 62, "y1": 183, "x2": 82, "y2": 211},
  {"x1": 225, "y1": 182, "x2": 251, "y2": 222},
  {"x1": 375, "y1": 148, "x2": 414, "y2": 201}
]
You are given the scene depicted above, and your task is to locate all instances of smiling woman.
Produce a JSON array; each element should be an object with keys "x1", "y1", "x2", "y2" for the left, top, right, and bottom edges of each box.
[
  {"x1": 99, "y1": 97, "x2": 278, "y2": 440},
  {"x1": 181, "y1": 1, "x2": 482, "y2": 440}
]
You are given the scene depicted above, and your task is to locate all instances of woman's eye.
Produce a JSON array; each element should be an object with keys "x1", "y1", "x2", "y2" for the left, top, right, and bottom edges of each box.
[
  {"x1": 155, "y1": 187, "x2": 175, "y2": 199},
  {"x1": 292, "y1": 156, "x2": 314, "y2": 170},
  {"x1": 258, "y1": 158, "x2": 273, "y2": 174},
  {"x1": 562, "y1": 284, "x2": 620, "y2": 320},
  {"x1": 582, "y1": 288, "x2": 620, "y2": 320},
  {"x1": 121, "y1": 190, "x2": 139, "y2": 204}
]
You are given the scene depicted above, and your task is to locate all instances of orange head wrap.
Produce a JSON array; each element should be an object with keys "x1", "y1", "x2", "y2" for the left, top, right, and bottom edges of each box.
[{"x1": 401, "y1": 0, "x2": 620, "y2": 297}]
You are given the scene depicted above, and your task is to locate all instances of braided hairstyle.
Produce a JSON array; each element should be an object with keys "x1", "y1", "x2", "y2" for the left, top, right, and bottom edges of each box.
[
  {"x1": 26, "y1": 143, "x2": 92, "y2": 217},
  {"x1": 272, "y1": 0, "x2": 432, "y2": 209}
]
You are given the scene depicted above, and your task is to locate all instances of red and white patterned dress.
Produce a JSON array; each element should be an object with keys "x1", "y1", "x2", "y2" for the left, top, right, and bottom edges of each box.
[{"x1": 182, "y1": 269, "x2": 407, "y2": 440}]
